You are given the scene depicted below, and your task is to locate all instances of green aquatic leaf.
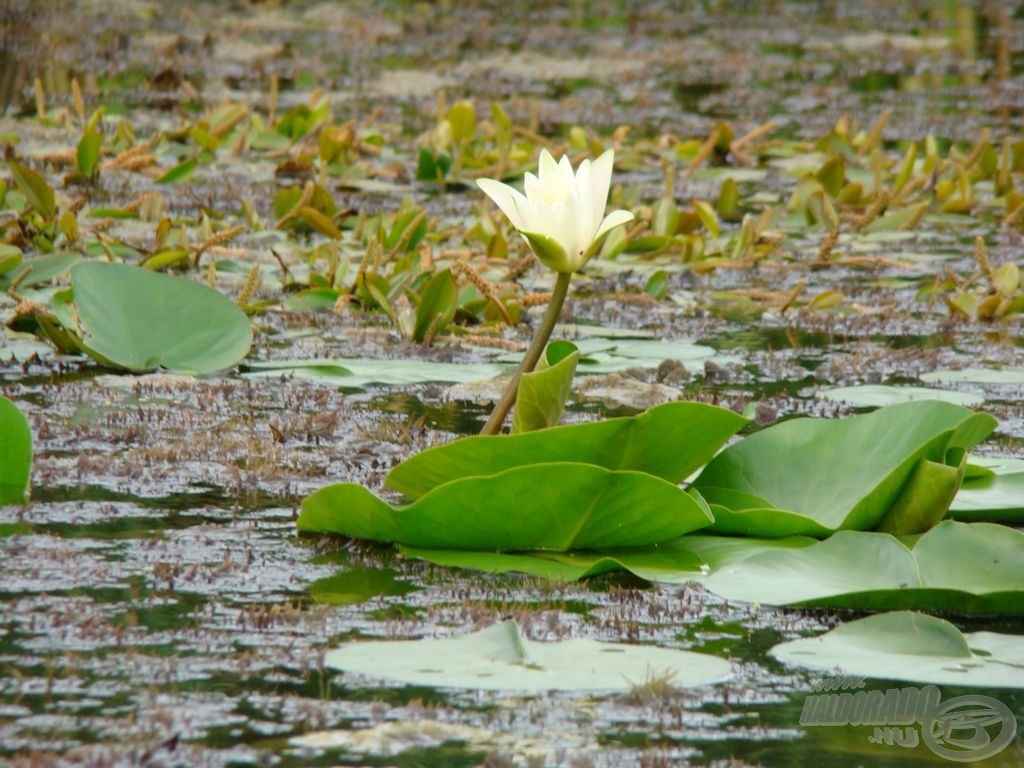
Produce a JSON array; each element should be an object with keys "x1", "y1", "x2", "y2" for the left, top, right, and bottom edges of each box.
[
  {"x1": 412, "y1": 268, "x2": 457, "y2": 343},
  {"x1": 693, "y1": 400, "x2": 996, "y2": 537},
  {"x1": 155, "y1": 157, "x2": 197, "y2": 184},
  {"x1": 281, "y1": 288, "x2": 341, "y2": 311},
  {"x1": 0, "y1": 244, "x2": 22, "y2": 277},
  {"x1": 325, "y1": 619, "x2": 732, "y2": 692},
  {"x1": 386, "y1": 401, "x2": 747, "y2": 499},
  {"x1": 7, "y1": 158, "x2": 55, "y2": 217},
  {"x1": 511, "y1": 341, "x2": 579, "y2": 433},
  {"x1": 76, "y1": 127, "x2": 102, "y2": 177},
  {"x1": 71, "y1": 262, "x2": 253, "y2": 374},
  {"x1": 771, "y1": 612, "x2": 1024, "y2": 688},
  {"x1": 0, "y1": 396, "x2": 32, "y2": 505},
  {"x1": 0, "y1": 252, "x2": 80, "y2": 291},
  {"x1": 299, "y1": 462, "x2": 714, "y2": 550}
]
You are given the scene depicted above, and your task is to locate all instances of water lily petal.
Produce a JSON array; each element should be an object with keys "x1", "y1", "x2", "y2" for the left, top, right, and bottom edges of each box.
[
  {"x1": 557, "y1": 154, "x2": 575, "y2": 186},
  {"x1": 476, "y1": 178, "x2": 529, "y2": 230},
  {"x1": 594, "y1": 209, "x2": 634, "y2": 241},
  {"x1": 523, "y1": 171, "x2": 545, "y2": 203},
  {"x1": 573, "y1": 158, "x2": 597, "y2": 240},
  {"x1": 588, "y1": 150, "x2": 615, "y2": 226},
  {"x1": 538, "y1": 149, "x2": 558, "y2": 183}
]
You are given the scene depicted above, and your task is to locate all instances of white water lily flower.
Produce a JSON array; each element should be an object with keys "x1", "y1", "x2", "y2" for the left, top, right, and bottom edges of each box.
[{"x1": 476, "y1": 149, "x2": 633, "y2": 274}]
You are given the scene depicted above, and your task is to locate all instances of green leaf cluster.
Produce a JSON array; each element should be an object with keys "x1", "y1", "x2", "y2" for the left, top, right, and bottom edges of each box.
[{"x1": 301, "y1": 399, "x2": 1024, "y2": 614}]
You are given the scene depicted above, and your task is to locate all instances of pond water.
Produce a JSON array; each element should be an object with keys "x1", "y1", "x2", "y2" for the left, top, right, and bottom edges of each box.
[{"x1": 1, "y1": 1, "x2": 1023, "y2": 766}]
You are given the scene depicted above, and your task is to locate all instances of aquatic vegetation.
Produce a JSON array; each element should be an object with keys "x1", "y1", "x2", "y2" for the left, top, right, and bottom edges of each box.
[{"x1": 4, "y1": 3, "x2": 1024, "y2": 764}]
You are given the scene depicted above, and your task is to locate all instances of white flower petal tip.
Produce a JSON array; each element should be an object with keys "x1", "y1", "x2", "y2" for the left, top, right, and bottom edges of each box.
[{"x1": 476, "y1": 149, "x2": 631, "y2": 273}]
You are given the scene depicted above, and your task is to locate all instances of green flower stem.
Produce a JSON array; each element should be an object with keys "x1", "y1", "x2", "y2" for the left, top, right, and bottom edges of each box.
[{"x1": 481, "y1": 270, "x2": 572, "y2": 435}]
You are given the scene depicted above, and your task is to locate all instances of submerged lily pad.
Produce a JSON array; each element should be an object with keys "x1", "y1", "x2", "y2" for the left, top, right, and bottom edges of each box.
[
  {"x1": 299, "y1": 462, "x2": 713, "y2": 550},
  {"x1": 693, "y1": 400, "x2": 996, "y2": 537},
  {"x1": 71, "y1": 262, "x2": 253, "y2": 374},
  {"x1": 386, "y1": 401, "x2": 746, "y2": 498},
  {"x1": 771, "y1": 612, "x2": 1024, "y2": 688},
  {"x1": 0, "y1": 396, "x2": 32, "y2": 505},
  {"x1": 324, "y1": 619, "x2": 732, "y2": 691}
]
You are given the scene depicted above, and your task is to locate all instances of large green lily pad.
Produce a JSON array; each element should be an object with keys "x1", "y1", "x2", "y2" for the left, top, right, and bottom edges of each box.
[
  {"x1": 71, "y1": 262, "x2": 253, "y2": 374},
  {"x1": 693, "y1": 400, "x2": 996, "y2": 537},
  {"x1": 772, "y1": 612, "x2": 1024, "y2": 688},
  {"x1": 325, "y1": 619, "x2": 732, "y2": 691},
  {"x1": 0, "y1": 396, "x2": 32, "y2": 505},
  {"x1": 386, "y1": 401, "x2": 747, "y2": 499},
  {"x1": 299, "y1": 462, "x2": 714, "y2": 550}
]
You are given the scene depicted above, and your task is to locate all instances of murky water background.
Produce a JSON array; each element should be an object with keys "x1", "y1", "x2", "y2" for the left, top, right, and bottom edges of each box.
[{"x1": 2, "y1": 1, "x2": 1024, "y2": 766}]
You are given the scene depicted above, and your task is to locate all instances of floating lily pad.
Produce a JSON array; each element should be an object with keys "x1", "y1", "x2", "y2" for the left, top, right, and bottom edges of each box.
[
  {"x1": 921, "y1": 368, "x2": 1024, "y2": 385},
  {"x1": 951, "y1": 462, "x2": 1024, "y2": 521},
  {"x1": 0, "y1": 396, "x2": 32, "y2": 505},
  {"x1": 299, "y1": 462, "x2": 714, "y2": 550},
  {"x1": 817, "y1": 385, "x2": 984, "y2": 409},
  {"x1": 695, "y1": 522, "x2": 1024, "y2": 613},
  {"x1": 952, "y1": 475, "x2": 1024, "y2": 519},
  {"x1": 244, "y1": 358, "x2": 509, "y2": 388},
  {"x1": 324, "y1": 619, "x2": 732, "y2": 691},
  {"x1": 385, "y1": 401, "x2": 746, "y2": 499},
  {"x1": 71, "y1": 262, "x2": 253, "y2": 374},
  {"x1": 771, "y1": 612, "x2": 1024, "y2": 688},
  {"x1": 693, "y1": 400, "x2": 996, "y2": 537}
]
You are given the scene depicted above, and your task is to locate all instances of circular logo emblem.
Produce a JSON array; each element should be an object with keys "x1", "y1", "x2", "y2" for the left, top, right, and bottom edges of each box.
[{"x1": 921, "y1": 694, "x2": 1017, "y2": 762}]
